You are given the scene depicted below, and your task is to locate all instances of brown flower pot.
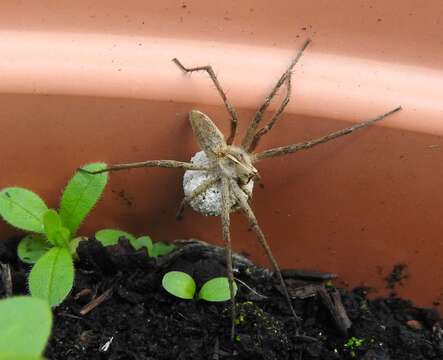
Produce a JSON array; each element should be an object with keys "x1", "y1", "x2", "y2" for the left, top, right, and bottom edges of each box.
[{"x1": 1, "y1": 1, "x2": 442, "y2": 313}]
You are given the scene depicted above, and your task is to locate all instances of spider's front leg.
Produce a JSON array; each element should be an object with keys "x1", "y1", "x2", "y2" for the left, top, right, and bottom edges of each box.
[
  {"x1": 253, "y1": 106, "x2": 402, "y2": 161},
  {"x1": 78, "y1": 159, "x2": 210, "y2": 174},
  {"x1": 221, "y1": 176, "x2": 237, "y2": 340},
  {"x1": 172, "y1": 58, "x2": 239, "y2": 145},
  {"x1": 230, "y1": 179, "x2": 301, "y2": 325},
  {"x1": 241, "y1": 39, "x2": 311, "y2": 151}
]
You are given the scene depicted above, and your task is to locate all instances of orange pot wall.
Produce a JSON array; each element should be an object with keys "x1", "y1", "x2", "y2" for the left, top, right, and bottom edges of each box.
[{"x1": 0, "y1": 1, "x2": 442, "y2": 313}]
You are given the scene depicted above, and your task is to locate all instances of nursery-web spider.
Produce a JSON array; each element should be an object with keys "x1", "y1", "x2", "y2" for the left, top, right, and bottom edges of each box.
[{"x1": 81, "y1": 39, "x2": 401, "y2": 339}]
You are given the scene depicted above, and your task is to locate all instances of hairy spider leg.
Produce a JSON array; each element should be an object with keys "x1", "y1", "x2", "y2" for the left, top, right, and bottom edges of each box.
[
  {"x1": 172, "y1": 58, "x2": 239, "y2": 145},
  {"x1": 78, "y1": 160, "x2": 210, "y2": 174},
  {"x1": 248, "y1": 74, "x2": 292, "y2": 152},
  {"x1": 221, "y1": 176, "x2": 237, "y2": 340},
  {"x1": 253, "y1": 106, "x2": 402, "y2": 161},
  {"x1": 242, "y1": 39, "x2": 311, "y2": 151},
  {"x1": 230, "y1": 179, "x2": 301, "y2": 324}
]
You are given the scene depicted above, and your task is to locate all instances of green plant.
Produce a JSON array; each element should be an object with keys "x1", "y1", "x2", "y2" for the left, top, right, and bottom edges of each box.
[
  {"x1": 344, "y1": 336, "x2": 364, "y2": 358},
  {"x1": 95, "y1": 229, "x2": 175, "y2": 257},
  {"x1": 0, "y1": 296, "x2": 52, "y2": 360},
  {"x1": 162, "y1": 271, "x2": 237, "y2": 302},
  {"x1": 0, "y1": 163, "x2": 108, "y2": 306}
]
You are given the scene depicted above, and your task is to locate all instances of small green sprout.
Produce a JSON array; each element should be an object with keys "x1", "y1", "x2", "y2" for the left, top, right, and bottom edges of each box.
[
  {"x1": 344, "y1": 336, "x2": 365, "y2": 358},
  {"x1": 0, "y1": 296, "x2": 52, "y2": 360},
  {"x1": 162, "y1": 271, "x2": 196, "y2": 300},
  {"x1": 95, "y1": 229, "x2": 175, "y2": 257},
  {"x1": 198, "y1": 277, "x2": 237, "y2": 302},
  {"x1": 235, "y1": 313, "x2": 246, "y2": 325},
  {"x1": 360, "y1": 300, "x2": 369, "y2": 311},
  {"x1": 162, "y1": 271, "x2": 237, "y2": 302},
  {"x1": 0, "y1": 163, "x2": 108, "y2": 306},
  {"x1": 325, "y1": 280, "x2": 335, "y2": 288}
]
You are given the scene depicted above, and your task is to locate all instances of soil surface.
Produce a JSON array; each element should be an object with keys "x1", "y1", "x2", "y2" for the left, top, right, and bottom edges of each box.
[{"x1": 0, "y1": 236, "x2": 442, "y2": 360}]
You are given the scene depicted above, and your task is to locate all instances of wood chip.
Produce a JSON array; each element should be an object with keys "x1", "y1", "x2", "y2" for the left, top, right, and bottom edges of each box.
[
  {"x1": 406, "y1": 319, "x2": 423, "y2": 330},
  {"x1": 317, "y1": 286, "x2": 352, "y2": 336}
]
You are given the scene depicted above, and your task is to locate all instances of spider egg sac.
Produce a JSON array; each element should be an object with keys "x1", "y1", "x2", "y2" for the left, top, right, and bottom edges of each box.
[{"x1": 183, "y1": 151, "x2": 254, "y2": 216}]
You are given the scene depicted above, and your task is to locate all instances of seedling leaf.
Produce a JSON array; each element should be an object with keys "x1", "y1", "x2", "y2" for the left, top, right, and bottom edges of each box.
[
  {"x1": 131, "y1": 235, "x2": 153, "y2": 253},
  {"x1": 53, "y1": 227, "x2": 71, "y2": 248},
  {"x1": 17, "y1": 234, "x2": 51, "y2": 264},
  {"x1": 69, "y1": 236, "x2": 87, "y2": 258},
  {"x1": 0, "y1": 296, "x2": 52, "y2": 359},
  {"x1": 162, "y1": 271, "x2": 196, "y2": 300},
  {"x1": 43, "y1": 209, "x2": 62, "y2": 235},
  {"x1": 150, "y1": 241, "x2": 175, "y2": 257},
  {"x1": 95, "y1": 229, "x2": 136, "y2": 246},
  {"x1": 43, "y1": 210, "x2": 71, "y2": 248},
  {"x1": 198, "y1": 277, "x2": 237, "y2": 302},
  {"x1": 29, "y1": 247, "x2": 74, "y2": 307},
  {"x1": 0, "y1": 188, "x2": 48, "y2": 233},
  {"x1": 59, "y1": 162, "x2": 108, "y2": 235}
]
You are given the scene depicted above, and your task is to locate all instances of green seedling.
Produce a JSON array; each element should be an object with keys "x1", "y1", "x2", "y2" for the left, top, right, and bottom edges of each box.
[
  {"x1": 95, "y1": 229, "x2": 175, "y2": 257},
  {"x1": 344, "y1": 336, "x2": 365, "y2": 358},
  {"x1": 162, "y1": 271, "x2": 196, "y2": 300},
  {"x1": 235, "y1": 313, "x2": 246, "y2": 325},
  {"x1": 0, "y1": 163, "x2": 108, "y2": 306},
  {"x1": 0, "y1": 296, "x2": 52, "y2": 360},
  {"x1": 162, "y1": 271, "x2": 237, "y2": 302}
]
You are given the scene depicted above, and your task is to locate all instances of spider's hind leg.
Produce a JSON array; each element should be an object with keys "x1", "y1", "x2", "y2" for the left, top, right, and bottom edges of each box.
[
  {"x1": 230, "y1": 179, "x2": 301, "y2": 325},
  {"x1": 221, "y1": 176, "x2": 237, "y2": 340}
]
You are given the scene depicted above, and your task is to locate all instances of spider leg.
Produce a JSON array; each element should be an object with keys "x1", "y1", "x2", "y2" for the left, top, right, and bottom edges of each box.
[
  {"x1": 253, "y1": 106, "x2": 402, "y2": 162},
  {"x1": 172, "y1": 58, "x2": 239, "y2": 145},
  {"x1": 241, "y1": 39, "x2": 311, "y2": 150},
  {"x1": 221, "y1": 176, "x2": 237, "y2": 340},
  {"x1": 248, "y1": 75, "x2": 292, "y2": 152},
  {"x1": 176, "y1": 176, "x2": 221, "y2": 219},
  {"x1": 78, "y1": 160, "x2": 209, "y2": 174},
  {"x1": 229, "y1": 179, "x2": 301, "y2": 324}
]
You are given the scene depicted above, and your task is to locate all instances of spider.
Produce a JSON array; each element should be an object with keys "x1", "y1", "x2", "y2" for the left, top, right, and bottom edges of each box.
[{"x1": 81, "y1": 39, "x2": 401, "y2": 338}]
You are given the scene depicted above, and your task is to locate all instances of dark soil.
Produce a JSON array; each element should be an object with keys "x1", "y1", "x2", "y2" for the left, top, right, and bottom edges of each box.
[
  {"x1": 385, "y1": 263, "x2": 408, "y2": 297},
  {"x1": 0, "y1": 236, "x2": 442, "y2": 360}
]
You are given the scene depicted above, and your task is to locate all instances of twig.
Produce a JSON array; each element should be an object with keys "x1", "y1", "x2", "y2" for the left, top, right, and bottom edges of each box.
[
  {"x1": 212, "y1": 337, "x2": 220, "y2": 360},
  {"x1": 281, "y1": 269, "x2": 337, "y2": 282},
  {"x1": 80, "y1": 288, "x2": 113, "y2": 315},
  {"x1": 0, "y1": 262, "x2": 13, "y2": 297},
  {"x1": 234, "y1": 277, "x2": 268, "y2": 300},
  {"x1": 58, "y1": 312, "x2": 85, "y2": 321},
  {"x1": 74, "y1": 288, "x2": 93, "y2": 300},
  {"x1": 294, "y1": 334, "x2": 319, "y2": 342}
]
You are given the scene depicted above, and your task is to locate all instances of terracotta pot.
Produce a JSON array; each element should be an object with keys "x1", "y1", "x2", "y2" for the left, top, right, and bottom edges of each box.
[{"x1": 1, "y1": 1, "x2": 442, "y2": 313}]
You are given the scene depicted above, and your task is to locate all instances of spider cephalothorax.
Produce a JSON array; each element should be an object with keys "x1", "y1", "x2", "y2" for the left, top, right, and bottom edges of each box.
[
  {"x1": 82, "y1": 39, "x2": 401, "y2": 339},
  {"x1": 217, "y1": 145, "x2": 258, "y2": 186}
]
